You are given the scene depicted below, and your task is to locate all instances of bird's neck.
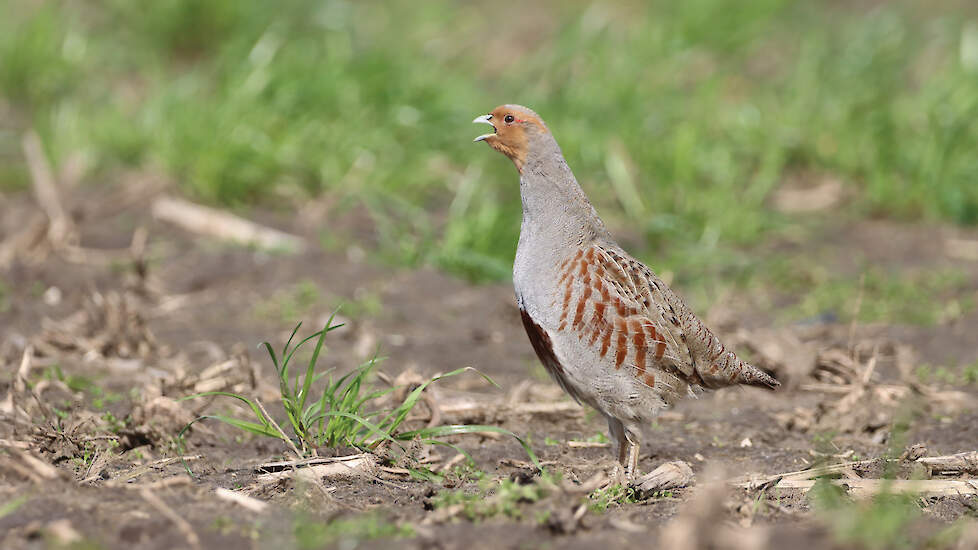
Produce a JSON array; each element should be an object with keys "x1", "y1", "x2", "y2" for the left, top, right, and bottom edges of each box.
[{"x1": 517, "y1": 141, "x2": 607, "y2": 253}]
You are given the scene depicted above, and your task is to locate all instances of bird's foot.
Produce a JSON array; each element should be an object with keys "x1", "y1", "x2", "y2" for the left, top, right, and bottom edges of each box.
[{"x1": 607, "y1": 462, "x2": 637, "y2": 488}]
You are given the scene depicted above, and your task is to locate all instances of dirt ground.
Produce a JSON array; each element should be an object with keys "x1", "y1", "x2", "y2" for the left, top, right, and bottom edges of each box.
[{"x1": 2, "y1": 181, "x2": 978, "y2": 549}]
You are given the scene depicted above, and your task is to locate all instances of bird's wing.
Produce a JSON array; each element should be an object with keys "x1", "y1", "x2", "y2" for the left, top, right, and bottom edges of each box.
[
  {"x1": 554, "y1": 243, "x2": 703, "y2": 401},
  {"x1": 590, "y1": 243, "x2": 779, "y2": 391}
]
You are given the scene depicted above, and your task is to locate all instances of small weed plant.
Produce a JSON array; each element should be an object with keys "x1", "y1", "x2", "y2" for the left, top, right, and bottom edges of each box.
[
  {"x1": 181, "y1": 314, "x2": 538, "y2": 466},
  {"x1": 812, "y1": 477, "x2": 967, "y2": 549},
  {"x1": 432, "y1": 473, "x2": 559, "y2": 521},
  {"x1": 293, "y1": 512, "x2": 413, "y2": 549},
  {"x1": 588, "y1": 484, "x2": 641, "y2": 512}
]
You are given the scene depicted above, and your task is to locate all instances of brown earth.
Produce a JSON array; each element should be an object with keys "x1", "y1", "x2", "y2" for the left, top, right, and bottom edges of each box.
[{"x1": 1, "y1": 183, "x2": 977, "y2": 549}]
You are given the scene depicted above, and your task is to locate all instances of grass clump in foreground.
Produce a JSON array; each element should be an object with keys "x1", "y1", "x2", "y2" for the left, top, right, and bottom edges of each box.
[
  {"x1": 588, "y1": 484, "x2": 643, "y2": 512},
  {"x1": 431, "y1": 473, "x2": 560, "y2": 522},
  {"x1": 293, "y1": 512, "x2": 413, "y2": 549},
  {"x1": 180, "y1": 314, "x2": 539, "y2": 466},
  {"x1": 811, "y1": 478, "x2": 967, "y2": 550}
]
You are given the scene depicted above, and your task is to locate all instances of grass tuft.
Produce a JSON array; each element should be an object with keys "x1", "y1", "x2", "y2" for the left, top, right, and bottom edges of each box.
[
  {"x1": 588, "y1": 483, "x2": 640, "y2": 512},
  {"x1": 811, "y1": 478, "x2": 923, "y2": 550},
  {"x1": 431, "y1": 473, "x2": 560, "y2": 521},
  {"x1": 293, "y1": 512, "x2": 413, "y2": 548},
  {"x1": 180, "y1": 314, "x2": 539, "y2": 467}
]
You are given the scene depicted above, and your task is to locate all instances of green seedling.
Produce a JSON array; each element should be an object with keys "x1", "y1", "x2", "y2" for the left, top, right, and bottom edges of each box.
[{"x1": 180, "y1": 313, "x2": 539, "y2": 468}]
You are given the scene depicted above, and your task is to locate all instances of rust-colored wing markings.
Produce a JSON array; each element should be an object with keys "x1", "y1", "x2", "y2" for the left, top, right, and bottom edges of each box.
[
  {"x1": 552, "y1": 242, "x2": 779, "y2": 399},
  {"x1": 551, "y1": 244, "x2": 695, "y2": 401}
]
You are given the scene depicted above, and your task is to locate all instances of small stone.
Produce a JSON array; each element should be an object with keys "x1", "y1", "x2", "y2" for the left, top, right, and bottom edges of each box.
[
  {"x1": 43, "y1": 286, "x2": 62, "y2": 306},
  {"x1": 388, "y1": 334, "x2": 407, "y2": 346}
]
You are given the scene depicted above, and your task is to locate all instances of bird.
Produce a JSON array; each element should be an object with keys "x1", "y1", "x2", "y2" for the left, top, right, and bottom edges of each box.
[{"x1": 473, "y1": 104, "x2": 779, "y2": 481}]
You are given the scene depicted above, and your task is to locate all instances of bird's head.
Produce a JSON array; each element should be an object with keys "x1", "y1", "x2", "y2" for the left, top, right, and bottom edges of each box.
[{"x1": 472, "y1": 104, "x2": 549, "y2": 172}]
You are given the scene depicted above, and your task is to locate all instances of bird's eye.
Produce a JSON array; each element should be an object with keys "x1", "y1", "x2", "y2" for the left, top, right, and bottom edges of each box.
[{"x1": 504, "y1": 114, "x2": 515, "y2": 123}]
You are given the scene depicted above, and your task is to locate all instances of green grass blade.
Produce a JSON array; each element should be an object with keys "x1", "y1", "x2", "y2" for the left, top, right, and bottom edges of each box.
[
  {"x1": 282, "y1": 321, "x2": 303, "y2": 362},
  {"x1": 298, "y1": 314, "x2": 335, "y2": 415},
  {"x1": 0, "y1": 495, "x2": 27, "y2": 519},
  {"x1": 331, "y1": 362, "x2": 369, "y2": 393},
  {"x1": 353, "y1": 387, "x2": 393, "y2": 411},
  {"x1": 279, "y1": 396, "x2": 306, "y2": 441},
  {"x1": 262, "y1": 337, "x2": 291, "y2": 400},
  {"x1": 179, "y1": 391, "x2": 270, "y2": 429},
  {"x1": 281, "y1": 315, "x2": 344, "y2": 372},
  {"x1": 184, "y1": 326, "x2": 532, "y2": 469},
  {"x1": 407, "y1": 467, "x2": 444, "y2": 483},
  {"x1": 282, "y1": 322, "x2": 307, "y2": 395},
  {"x1": 397, "y1": 424, "x2": 541, "y2": 470},
  {"x1": 177, "y1": 414, "x2": 282, "y2": 477},
  {"x1": 271, "y1": 321, "x2": 303, "y2": 385},
  {"x1": 305, "y1": 410, "x2": 404, "y2": 449},
  {"x1": 302, "y1": 401, "x2": 322, "y2": 425},
  {"x1": 199, "y1": 414, "x2": 282, "y2": 438},
  {"x1": 261, "y1": 341, "x2": 280, "y2": 373},
  {"x1": 378, "y1": 367, "x2": 479, "y2": 433}
]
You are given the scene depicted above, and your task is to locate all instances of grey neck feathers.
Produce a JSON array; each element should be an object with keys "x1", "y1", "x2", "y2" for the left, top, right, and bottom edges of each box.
[{"x1": 518, "y1": 134, "x2": 607, "y2": 249}]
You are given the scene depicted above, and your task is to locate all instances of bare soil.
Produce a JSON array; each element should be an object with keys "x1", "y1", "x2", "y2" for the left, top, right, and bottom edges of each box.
[{"x1": 2, "y1": 183, "x2": 977, "y2": 549}]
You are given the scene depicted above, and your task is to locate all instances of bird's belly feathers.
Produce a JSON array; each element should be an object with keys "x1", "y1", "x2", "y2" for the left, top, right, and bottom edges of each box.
[{"x1": 516, "y1": 286, "x2": 669, "y2": 425}]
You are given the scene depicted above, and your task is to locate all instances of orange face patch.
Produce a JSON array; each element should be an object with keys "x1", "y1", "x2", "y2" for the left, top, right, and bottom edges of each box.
[{"x1": 478, "y1": 105, "x2": 548, "y2": 172}]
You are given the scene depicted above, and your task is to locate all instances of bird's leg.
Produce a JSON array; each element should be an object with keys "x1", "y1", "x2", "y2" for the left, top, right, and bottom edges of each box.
[
  {"x1": 623, "y1": 431, "x2": 640, "y2": 481},
  {"x1": 617, "y1": 437, "x2": 630, "y2": 468},
  {"x1": 607, "y1": 416, "x2": 637, "y2": 486}
]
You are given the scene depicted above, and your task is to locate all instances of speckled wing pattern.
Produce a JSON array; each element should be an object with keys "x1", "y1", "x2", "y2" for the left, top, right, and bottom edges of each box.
[{"x1": 552, "y1": 242, "x2": 778, "y2": 401}]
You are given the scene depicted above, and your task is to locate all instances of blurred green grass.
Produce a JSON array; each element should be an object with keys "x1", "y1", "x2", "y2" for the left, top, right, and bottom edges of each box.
[{"x1": 2, "y1": 0, "x2": 978, "y2": 317}]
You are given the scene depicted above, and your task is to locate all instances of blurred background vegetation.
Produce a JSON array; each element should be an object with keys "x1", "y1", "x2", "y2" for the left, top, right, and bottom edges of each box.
[{"x1": 2, "y1": 0, "x2": 978, "y2": 320}]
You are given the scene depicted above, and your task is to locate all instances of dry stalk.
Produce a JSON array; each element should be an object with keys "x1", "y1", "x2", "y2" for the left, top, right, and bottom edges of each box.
[
  {"x1": 257, "y1": 455, "x2": 374, "y2": 471},
  {"x1": 254, "y1": 399, "x2": 347, "y2": 504},
  {"x1": 846, "y1": 272, "x2": 866, "y2": 354},
  {"x1": 44, "y1": 519, "x2": 83, "y2": 545},
  {"x1": 255, "y1": 455, "x2": 376, "y2": 484},
  {"x1": 734, "y1": 450, "x2": 978, "y2": 497},
  {"x1": 439, "y1": 453, "x2": 467, "y2": 472},
  {"x1": 214, "y1": 488, "x2": 268, "y2": 513},
  {"x1": 104, "y1": 455, "x2": 202, "y2": 486},
  {"x1": 608, "y1": 516, "x2": 647, "y2": 533},
  {"x1": 918, "y1": 451, "x2": 978, "y2": 475},
  {"x1": 379, "y1": 466, "x2": 411, "y2": 476},
  {"x1": 14, "y1": 450, "x2": 61, "y2": 480},
  {"x1": 14, "y1": 345, "x2": 33, "y2": 393},
  {"x1": 127, "y1": 477, "x2": 192, "y2": 491},
  {"x1": 423, "y1": 393, "x2": 441, "y2": 428},
  {"x1": 754, "y1": 478, "x2": 978, "y2": 498},
  {"x1": 139, "y1": 488, "x2": 200, "y2": 549},
  {"x1": 151, "y1": 196, "x2": 306, "y2": 252},
  {"x1": 561, "y1": 471, "x2": 609, "y2": 495},
  {"x1": 255, "y1": 398, "x2": 305, "y2": 458},
  {"x1": 567, "y1": 441, "x2": 611, "y2": 448},
  {"x1": 945, "y1": 238, "x2": 978, "y2": 261},
  {"x1": 22, "y1": 130, "x2": 74, "y2": 248}
]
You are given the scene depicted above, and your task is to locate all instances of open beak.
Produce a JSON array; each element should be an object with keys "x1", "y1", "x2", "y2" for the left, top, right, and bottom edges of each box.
[{"x1": 473, "y1": 114, "x2": 496, "y2": 142}]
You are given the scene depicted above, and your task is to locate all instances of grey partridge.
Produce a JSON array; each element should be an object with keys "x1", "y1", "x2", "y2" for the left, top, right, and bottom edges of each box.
[{"x1": 473, "y1": 104, "x2": 779, "y2": 479}]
